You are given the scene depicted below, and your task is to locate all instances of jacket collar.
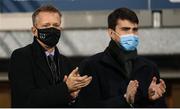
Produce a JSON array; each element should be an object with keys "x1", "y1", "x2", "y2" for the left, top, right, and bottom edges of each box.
[
  {"x1": 31, "y1": 38, "x2": 60, "y2": 83},
  {"x1": 101, "y1": 40, "x2": 147, "y2": 79},
  {"x1": 108, "y1": 39, "x2": 138, "y2": 64}
]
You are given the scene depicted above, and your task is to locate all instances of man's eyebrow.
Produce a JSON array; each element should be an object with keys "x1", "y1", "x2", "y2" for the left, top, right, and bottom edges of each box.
[
  {"x1": 120, "y1": 27, "x2": 138, "y2": 30},
  {"x1": 120, "y1": 27, "x2": 131, "y2": 30},
  {"x1": 120, "y1": 27, "x2": 138, "y2": 28}
]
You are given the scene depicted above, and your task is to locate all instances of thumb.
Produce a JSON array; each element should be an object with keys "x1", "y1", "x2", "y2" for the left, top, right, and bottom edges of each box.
[
  {"x1": 151, "y1": 76, "x2": 157, "y2": 85},
  {"x1": 160, "y1": 79, "x2": 166, "y2": 89},
  {"x1": 63, "y1": 75, "x2": 68, "y2": 82}
]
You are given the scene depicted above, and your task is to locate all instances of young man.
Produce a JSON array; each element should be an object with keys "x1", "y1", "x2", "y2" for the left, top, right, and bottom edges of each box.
[
  {"x1": 76, "y1": 8, "x2": 166, "y2": 107},
  {"x1": 9, "y1": 5, "x2": 92, "y2": 107}
]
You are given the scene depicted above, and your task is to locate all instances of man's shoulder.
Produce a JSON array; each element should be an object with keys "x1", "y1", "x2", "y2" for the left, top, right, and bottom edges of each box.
[
  {"x1": 79, "y1": 52, "x2": 104, "y2": 75},
  {"x1": 136, "y1": 56, "x2": 157, "y2": 67},
  {"x1": 81, "y1": 52, "x2": 104, "y2": 65},
  {"x1": 11, "y1": 44, "x2": 32, "y2": 57},
  {"x1": 59, "y1": 53, "x2": 71, "y2": 63},
  {"x1": 86, "y1": 52, "x2": 104, "y2": 62}
]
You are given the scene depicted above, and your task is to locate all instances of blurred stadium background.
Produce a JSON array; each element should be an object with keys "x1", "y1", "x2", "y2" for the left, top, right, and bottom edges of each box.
[{"x1": 0, "y1": 0, "x2": 180, "y2": 107}]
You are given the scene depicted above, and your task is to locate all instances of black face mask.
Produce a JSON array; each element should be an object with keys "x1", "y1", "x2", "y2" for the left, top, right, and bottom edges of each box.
[{"x1": 36, "y1": 27, "x2": 61, "y2": 48}]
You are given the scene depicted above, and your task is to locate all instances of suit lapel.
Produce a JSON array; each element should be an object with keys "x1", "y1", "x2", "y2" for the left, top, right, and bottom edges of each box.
[
  {"x1": 54, "y1": 47, "x2": 65, "y2": 80},
  {"x1": 131, "y1": 57, "x2": 147, "y2": 76},
  {"x1": 101, "y1": 50, "x2": 127, "y2": 78},
  {"x1": 31, "y1": 40, "x2": 52, "y2": 82},
  {"x1": 101, "y1": 53, "x2": 147, "y2": 80}
]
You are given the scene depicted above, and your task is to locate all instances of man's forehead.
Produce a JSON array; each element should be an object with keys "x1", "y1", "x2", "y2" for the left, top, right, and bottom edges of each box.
[
  {"x1": 35, "y1": 12, "x2": 61, "y2": 24},
  {"x1": 116, "y1": 23, "x2": 138, "y2": 28},
  {"x1": 116, "y1": 19, "x2": 138, "y2": 26},
  {"x1": 116, "y1": 24, "x2": 138, "y2": 28},
  {"x1": 37, "y1": 11, "x2": 60, "y2": 18}
]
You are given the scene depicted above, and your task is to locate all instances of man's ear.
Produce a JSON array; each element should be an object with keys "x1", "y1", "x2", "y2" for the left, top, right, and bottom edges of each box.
[
  {"x1": 31, "y1": 26, "x2": 37, "y2": 37},
  {"x1": 108, "y1": 28, "x2": 115, "y2": 39}
]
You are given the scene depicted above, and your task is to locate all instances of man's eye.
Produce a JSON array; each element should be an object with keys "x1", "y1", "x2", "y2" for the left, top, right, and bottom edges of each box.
[
  {"x1": 53, "y1": 24, "x2": 60, "y2": 28},
  {"x1": 42, "y1": 25, "x2": 49, "y2": 28},
  {"x1": 133, "y1": 28, "x2": 138, "y2": 32},
  {"x1": 122, "y1": 28, "x2": 130, "y2": 31}
]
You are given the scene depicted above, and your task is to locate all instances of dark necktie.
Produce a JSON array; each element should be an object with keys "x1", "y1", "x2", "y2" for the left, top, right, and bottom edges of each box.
[{"x1": 47, "y1": 54, "x2": 58, "y2": 84}]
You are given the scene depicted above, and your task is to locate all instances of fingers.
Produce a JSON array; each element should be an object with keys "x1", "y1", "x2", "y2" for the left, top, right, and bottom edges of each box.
[
  {"x1": 156, "y1": 80, "x2": 166, "y2": 97},
  {"x1": 72, "y1": 76, "x2": 92, "y2": 86},
  {"x1": 63, "y1": 75, "x2": 68, "y2": 82},
  {"x1": 76, "y1": 76, "x2": 92, "y2": 83},
  {"x1": 127, "y1": 80, "x2": 139, "y2": 92},
  {"x1": 155, "y1": 79, "x2": 166, "y2": 95},
  {"x1": 128, "y1": 80, "x2": 139, "y2": 91},
  {"x1": 149, "y1": 86, "x2": 160, "y2": 100},
  {"x1": 134, "y1": 80, "x2": 139, "y2": 87},
  {"x1": 73, "y1": 76, "x2": 92, "y2": 88},
  {"x1": 156, "y1": 87, "x2": 163, "y2": 96},
  {"x1": 159, "y1": 83, "x2": 166, "y2": 94},
  {"x1": 148, "y1": 77, "x2": 166, "y2": 100},
  {"x1": 125, "y1": 80, "x2": 139, "y2": 104},
  {"x1": 153, "y1": 89, "x2": 163, "y2": 100},
  {"x1": 75, "y1": 80, "x2": 91, "y2": 89},
  {"x1": 160, "y1": 79, "x2": 166, "y2": 88},
  {"x1": 129, "y1": 86, "x2": 138, "y2": 103},
  {"x1": 71, "y1": 81, "x2": 89, "y2": 91},
  {"x1": 151, "y1": 76, "x2": 157, "y2": 85},
  {"x1": 75, "y1": 75, "x2": 89, "y2": 81},
  {"x1": 66, "y1": 68, "x2": 93, "y2": 92},
  {"x1": 69, "y1": 67, "x2": 79, "y2": 77},
  {"x1": 77, "y1": 73, "x2": 80, "y2": 77},
  {"x1": 149, "y1": 87, "x2": 155, "y2": 97}
]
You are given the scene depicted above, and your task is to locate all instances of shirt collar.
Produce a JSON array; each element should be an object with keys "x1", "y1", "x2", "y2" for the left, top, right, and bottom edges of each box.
[{"x1": 45, "y1": 49, "x2": 55, "y2": 56}]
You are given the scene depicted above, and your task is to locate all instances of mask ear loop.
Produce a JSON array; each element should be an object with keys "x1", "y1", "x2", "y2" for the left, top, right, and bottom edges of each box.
[
  {"x1": 109, "y1": 30, "x2": 122, "y2": 46},
  {"x1": 33, "y1": 25, "x2": 38, "y2": 30},
  {"x1": 111, "y1": 30, "x2": 120, "y2": 37}
]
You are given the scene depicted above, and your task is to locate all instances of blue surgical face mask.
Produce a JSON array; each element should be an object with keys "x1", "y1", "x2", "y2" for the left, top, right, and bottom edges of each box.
[{"x1": 118, "y1": 34, "x2": 139, "y2": 51}]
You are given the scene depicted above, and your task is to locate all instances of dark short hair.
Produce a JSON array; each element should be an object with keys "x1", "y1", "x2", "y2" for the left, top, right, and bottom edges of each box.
[
  {"x1": 32, "y1": 5, "x2": 62, "y2": 26},
  {"x1": 108, "y1": 8, "x2": 139, "y2": 30}
]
